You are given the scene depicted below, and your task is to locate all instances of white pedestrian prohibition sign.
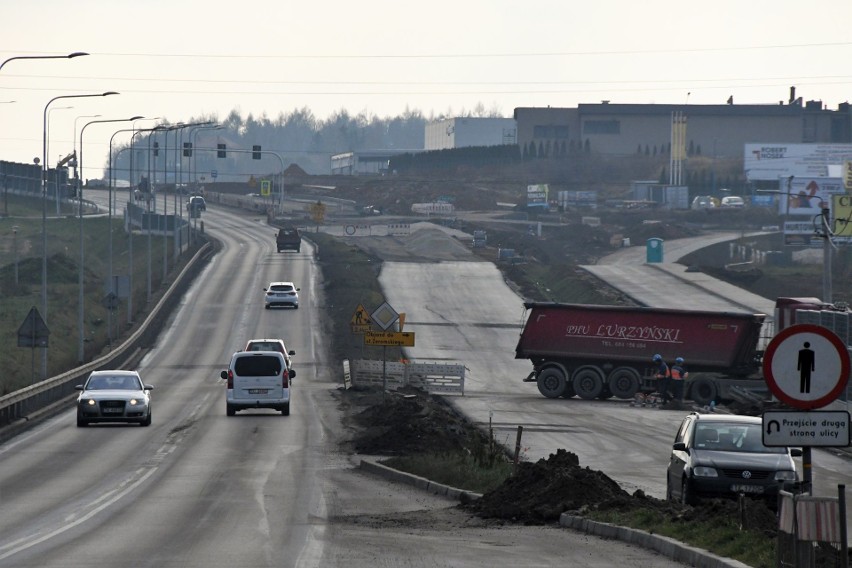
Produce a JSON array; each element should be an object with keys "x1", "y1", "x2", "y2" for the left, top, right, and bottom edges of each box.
[{"x1": 763, "y1": 324, "x2": 850, "y2": 410}]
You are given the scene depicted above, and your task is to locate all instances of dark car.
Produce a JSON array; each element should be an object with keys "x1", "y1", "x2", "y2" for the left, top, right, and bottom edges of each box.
[
  {"x1": 275, "y1": 227, "x2": 301, "y2": 253},
  {"x1": 666, "y1": 412, "x2": 800, "y2": 505}
]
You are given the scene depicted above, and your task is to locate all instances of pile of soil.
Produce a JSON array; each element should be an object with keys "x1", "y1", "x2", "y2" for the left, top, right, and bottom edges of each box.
[
  {"x1": 340, "y1": 386, "x2": 779, "y2": 536},
  {"x1": 344, "y1": 385, "x2": 494, "y2": 456}
]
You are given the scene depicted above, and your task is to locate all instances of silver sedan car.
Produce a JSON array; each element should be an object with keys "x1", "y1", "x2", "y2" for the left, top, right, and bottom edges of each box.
[{"x1": 75, "y1": 370, "x2": 153, "y2": 427}]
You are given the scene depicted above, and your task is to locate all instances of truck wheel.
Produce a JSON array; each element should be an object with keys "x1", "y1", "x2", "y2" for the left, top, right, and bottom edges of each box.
[
  {"x1": 597, "y1": 385, "x2": 614, "y2": 400},
  {"x1": 607, "y1": 367, "x2": 641, "y2": 399},
  {"x1": 536, "y1": 368, "x2": 567, "y2": 398},
  {"x1": 572, "y1": 367, "x2": 604, "y2": 400},
  {"x1": 689, "y1": 376, "x2": 718, "y2": 406}
]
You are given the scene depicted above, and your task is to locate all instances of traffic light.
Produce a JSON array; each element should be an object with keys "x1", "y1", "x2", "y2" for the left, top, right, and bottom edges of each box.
[
  {"x1": 217, "y1": 143, "x2": 226, "y2": 158},
  {"x1": 183, "y1": 142, "x2": 193, "y2": 157},
  {"x1": 153, "y1": 142, "x2": 159, "y2": 157},
  {"x1": 252, "y1": 145, "x2": 261, "y2": 160}
]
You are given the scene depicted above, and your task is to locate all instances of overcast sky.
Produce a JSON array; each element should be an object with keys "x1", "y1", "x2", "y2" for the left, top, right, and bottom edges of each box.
[{"x1": 2, "y1": 0, "x2": 852, "y2": 179}]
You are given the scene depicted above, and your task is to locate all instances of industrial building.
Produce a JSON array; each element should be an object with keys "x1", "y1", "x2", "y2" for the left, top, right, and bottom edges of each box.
[
  {"x1": 514, "y1": 89, "x2": 852, "y2": 160},
  {"x1": 424, "y1": 117, "x2": 517, "y2": 150}
]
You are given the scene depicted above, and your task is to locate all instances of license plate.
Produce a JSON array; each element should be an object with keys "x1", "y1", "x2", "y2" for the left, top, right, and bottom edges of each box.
[
  {"x1": 731, "y1": 484, "x2": 763, "y2": 494},
  {"x1": 248, "y1": 389, "x2": 268, "y2": 394},
  {"x1": 102, "y1": 407, "x2": 123, "y2": 414}
]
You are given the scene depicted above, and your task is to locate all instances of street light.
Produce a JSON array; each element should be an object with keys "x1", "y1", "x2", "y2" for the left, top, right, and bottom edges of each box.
[
  {"x1": 41, "y1": 91, "x2": 117, "y2": 376},
  {"x1": 78, "y1": 115, "x2": 143, "y2": 362},
  {"x1": 0, "y1": 51, "x2": 88, "y2": 73}
]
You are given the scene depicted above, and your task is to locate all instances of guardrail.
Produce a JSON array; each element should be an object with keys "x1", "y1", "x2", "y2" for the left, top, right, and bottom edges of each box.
[{"x1": 0, "y1": 241, "x2": 216, "y2": 428}]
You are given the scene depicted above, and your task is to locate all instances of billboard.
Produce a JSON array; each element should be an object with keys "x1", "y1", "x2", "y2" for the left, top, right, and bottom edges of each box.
[
  {"x1": 745, "y1": 144, "x2": 852, "y2": 181},
  {"x1": 527, "y1": 184, "x2": 549, "y2": 208},
  {"x1": 778, "y1": 177, "x2": 844, "y2": 216}
]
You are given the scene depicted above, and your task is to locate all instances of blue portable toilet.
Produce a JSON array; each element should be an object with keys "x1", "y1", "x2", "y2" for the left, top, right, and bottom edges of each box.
[{"x1": 646, "y1": 238, "x2": 664, "y2": 263}]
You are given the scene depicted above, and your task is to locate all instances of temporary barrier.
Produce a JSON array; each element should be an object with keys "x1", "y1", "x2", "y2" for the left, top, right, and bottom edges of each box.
[{"x1": 347, "y1": 359, "x2": 465, "y2": 395}]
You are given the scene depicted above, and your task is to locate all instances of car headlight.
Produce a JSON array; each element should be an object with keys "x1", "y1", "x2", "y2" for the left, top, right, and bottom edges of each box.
[
  {"x1": 129, "y1": 398, "x2": 139, "y2": 406},
  {"x1": 775, "y1": 471, "x2": 798, "y2": 481},
  {"x1": 87, "y1": 399, "x2": 96, "y2": 406},
  {"x1": 692, "y1": 466, "x2": 718, "y2": 478}
]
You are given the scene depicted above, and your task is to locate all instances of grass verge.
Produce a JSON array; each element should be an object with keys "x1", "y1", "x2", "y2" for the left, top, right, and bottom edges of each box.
[
  {"x1": 584, "y1": 507, "x2": 775, "y2": 568},
  {"x1": 382, "y1": 452, "x2": 514, "y2": 494}
]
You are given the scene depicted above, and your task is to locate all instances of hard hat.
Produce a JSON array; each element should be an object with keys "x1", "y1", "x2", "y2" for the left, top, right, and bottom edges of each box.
[
  {"x1": 675, "y1": 357, "x2": 684, "y2": 364},
  {"x1": 653, "y1": 354, "x2": 662, "y2": 362}
]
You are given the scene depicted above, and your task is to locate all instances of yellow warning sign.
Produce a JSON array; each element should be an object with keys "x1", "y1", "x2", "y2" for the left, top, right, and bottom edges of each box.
[
  {"x1": 350, "y1": 304, "x2": 372, "y2": 333},
  {"x1": 260, "y1": 179, "x2": 271, "y2": 196}
]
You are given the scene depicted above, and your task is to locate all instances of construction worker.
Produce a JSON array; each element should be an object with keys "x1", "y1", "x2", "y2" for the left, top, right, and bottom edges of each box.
[
  {"x1": 652, "y1": 354, "x2": 670, "y2": 404},
  {"x1": 670, "y1": 357, "x2": 689, "y2": 403}
]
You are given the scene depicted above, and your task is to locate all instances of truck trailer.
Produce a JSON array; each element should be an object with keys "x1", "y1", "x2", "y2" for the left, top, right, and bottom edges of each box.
[{"x1": 516, "y1": 302, "x2": 766, "y2": 405}]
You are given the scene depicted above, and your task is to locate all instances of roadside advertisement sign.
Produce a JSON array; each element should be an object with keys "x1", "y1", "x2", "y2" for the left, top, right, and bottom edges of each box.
[
  {"x1": 527, "y1": 184, "x2": 549, "y2": 208},
  {"x1": 745, "y1": 144, "x2": 852, "y2": 181}
]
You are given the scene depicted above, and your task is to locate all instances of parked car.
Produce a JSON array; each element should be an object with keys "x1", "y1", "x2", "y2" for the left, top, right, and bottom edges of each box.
[
  {"x1": 691, "y1": 195, "x2": 718, "y2": 210},
  {"x1": 666, "y1": 412, "x2": 800, "y2": 505},
  {"x1": 264, "y1": 281, "x2": 300, "y2": 309},
  {"x1": 721, "y1": 196, "x2": 746, "y2": 208},
  {"x1": 244, "y1": 338, "x2": 295, "y2": 370},
  {"x1": 220, "y1": 350, "x2": 294, "y2": 416},
  {"x1": 75, "y1": 370, "x2": 153, "y2": 427}
]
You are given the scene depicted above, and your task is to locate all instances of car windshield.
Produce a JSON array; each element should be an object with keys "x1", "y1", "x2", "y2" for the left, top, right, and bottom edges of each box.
[
  {"x1": 693, "y1": 422, "x2": 785, "y2": 454},
  {"x1": 234, "y1": 356, "x2": 281, "y2": 376},
  {"x1": 248, "y1": 342, "x2": 282, "y2": 352},
  {"x1": 86, "y1": 375, "x2": 141, "y2": 390}
]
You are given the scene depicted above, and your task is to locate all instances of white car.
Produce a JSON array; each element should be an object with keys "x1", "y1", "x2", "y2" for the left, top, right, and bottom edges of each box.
[
  {"x1": 264, "y1": 281, "x2": 300, "y2": 309},
  {"x1": 244, "y1": 338, "x2": 295, "y2": 370},
  {"x1": 721, "y1": 196, "x2": 745, "y2": 208},
  {"x1": 221, "y1": 351, "x2": 294, "y2": 416},
  {"x1": 75, "y1": 370, "x2": 153, "y2": 427}
]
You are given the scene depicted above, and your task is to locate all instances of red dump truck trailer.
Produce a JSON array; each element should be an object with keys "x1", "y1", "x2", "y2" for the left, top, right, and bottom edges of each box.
[{"x1": 516, "y1": 302, "x2": 766, "y2": 405}]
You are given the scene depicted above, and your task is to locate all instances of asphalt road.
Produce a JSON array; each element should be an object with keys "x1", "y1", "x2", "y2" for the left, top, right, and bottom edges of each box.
[{"x1": 0, "y1": 195, "x2": 689, "y2": 567}]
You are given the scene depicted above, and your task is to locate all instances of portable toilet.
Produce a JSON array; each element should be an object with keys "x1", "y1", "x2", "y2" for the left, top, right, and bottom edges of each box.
[{"x1": 646, "y1": 238, "x2": 664, "y2": 263}]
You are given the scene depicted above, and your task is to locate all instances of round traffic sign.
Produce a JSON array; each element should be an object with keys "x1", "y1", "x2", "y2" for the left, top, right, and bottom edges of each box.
[{"x1": 763, "y1": 324, "x2": 850, "y2": 409}]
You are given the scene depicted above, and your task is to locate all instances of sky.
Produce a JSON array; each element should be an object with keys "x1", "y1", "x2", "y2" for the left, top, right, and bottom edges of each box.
[{"x1": 2, "y1": 0, "x2": 852, "y2": 180}]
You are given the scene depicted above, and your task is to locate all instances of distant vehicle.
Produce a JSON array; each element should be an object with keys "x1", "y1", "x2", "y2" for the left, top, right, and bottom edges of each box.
[
  {"x1": 666, "y1": 412, "x2": 800, "y2": 505},
  {"x1": 220, "y1": 350, "x2": 294, "y2": 416},
  {"x1": 244, "y1": 338, "x2": 295, "y2": 370},
  {"x1": 75, "y1": 370, "x2": 153, "y2": 427},
  {"x1": 187, "y1": 195, "x2": 206, "y2": 211},
  {"x1": 691, "y1": 196, "x2": 718, "y2": 210},
  {"x1": 721, "y1": 196, "x2": 746, "y2": 208},
  {"x1": 264, "y1": 281, "x2": 300, "y2": 309},
  {"x1": 275, "y1": 227, "x2": 301, "y2": 253},
  {"x1": 359, "y1": 205, "x2": 382, "y2": 216}
]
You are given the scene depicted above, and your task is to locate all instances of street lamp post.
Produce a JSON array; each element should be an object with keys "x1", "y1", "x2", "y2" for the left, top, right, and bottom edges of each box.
[
  {"x1": 41, "y1": 91, "x2": 117, "y2": 376},
  {"x1": 0, "y1": 52, "x2": 88, "y2": 73},
  {"x1": 78, "y1": 115, "x2": 142, "y2": 362}
]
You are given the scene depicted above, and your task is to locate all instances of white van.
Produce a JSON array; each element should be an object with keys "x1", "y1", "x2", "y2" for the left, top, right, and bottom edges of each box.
[{"x1": 220, "y1": 351, "x2": 294, "y2": 416}]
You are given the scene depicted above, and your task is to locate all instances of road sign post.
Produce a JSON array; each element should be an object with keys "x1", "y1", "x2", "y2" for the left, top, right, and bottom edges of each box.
[{"x1": 762, "y1": 324, "x2": 852, "y2": 493}]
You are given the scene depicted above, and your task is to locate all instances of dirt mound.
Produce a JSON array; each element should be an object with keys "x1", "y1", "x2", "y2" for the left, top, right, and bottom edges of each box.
[
  {"x1": 348, "y1": 386, "x2": 493, "y2": 456},
  {"x1": 464, "y1": 449, "x2": 631, "y2": 524}
]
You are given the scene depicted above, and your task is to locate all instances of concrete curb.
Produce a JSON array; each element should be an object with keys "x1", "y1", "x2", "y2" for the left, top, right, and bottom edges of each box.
[
  {"x1": 358, "y1": 458, "x2": 482, "y2": 503},
  {"x1": 559, "y1": 514, "x2": 752, "y2": 568},
  {"x1": 359, "y1": 457, "x2": 750, "y2": 568}
]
